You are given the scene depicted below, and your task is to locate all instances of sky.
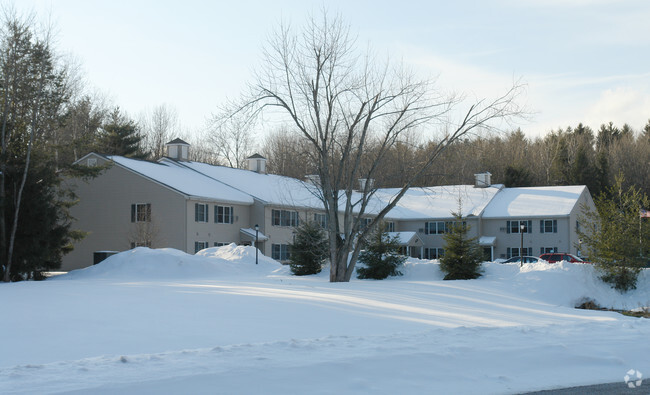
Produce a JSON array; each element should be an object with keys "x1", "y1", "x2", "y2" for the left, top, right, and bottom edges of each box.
[{"x1": 11, "y1": 0, "x2": 650, "y2": 139}]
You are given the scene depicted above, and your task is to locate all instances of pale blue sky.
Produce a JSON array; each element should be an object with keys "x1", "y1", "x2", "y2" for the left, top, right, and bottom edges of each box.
[{"x1": 13, "y1": 0, "x2": 650, "y2": 138}]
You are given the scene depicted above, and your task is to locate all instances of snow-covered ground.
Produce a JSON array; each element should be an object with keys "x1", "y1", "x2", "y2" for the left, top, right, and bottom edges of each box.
[{"x1": 2, "y1": 245, "x2": 649, "y2": 394}]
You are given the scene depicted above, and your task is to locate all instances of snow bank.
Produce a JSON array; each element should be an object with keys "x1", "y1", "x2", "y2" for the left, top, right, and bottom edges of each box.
[{"x1": 57, "y1": 244, "x2": 286, "y2": 280}]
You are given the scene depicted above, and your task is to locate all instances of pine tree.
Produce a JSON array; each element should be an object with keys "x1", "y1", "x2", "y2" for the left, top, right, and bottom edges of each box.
[
  {"x1": 578, "y1": 175, "x2": 650, "y2": 292},
  {"x1": 289, "y1": 221, "x2": 328, "y2": 275},
  {"x1": 440, "y1": 212, "x2": 483, "y2": 280},
  {"x1": 504, "y1": 165, "x2": 532, "y2": 187},
  {"x1": 97, "y1": 108, "x2": 148, "y2": 158},
  {"x1": 357, "y1": 225, "x2": 405, "y2": 280}
]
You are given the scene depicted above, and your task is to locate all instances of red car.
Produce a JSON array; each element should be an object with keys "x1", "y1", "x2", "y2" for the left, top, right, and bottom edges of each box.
[{"x1": 539, "y1": 253, "x2": 590, "y2": 264}]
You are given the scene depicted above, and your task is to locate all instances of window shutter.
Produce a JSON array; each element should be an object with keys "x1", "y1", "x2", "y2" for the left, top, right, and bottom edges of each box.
[
  {"x1": 146, "y1": 204, "x2": 151, "y2": 222},
  {"x1": 195, "y1": 203, "x2": 199, "y2": 222},
  {"x1": 540, "y1": 220, "x2": 544, "y2": 234},
  {"x1": 527, "y1": 220, "x2": 532, "y2": 233},
  {"x1": 230, "y1": 207, "x2": 234, "y2": 224},
  {"x1": 506, "y1": 221, "x2": 511, "y2": 234},
  {"x1": 131, "y1": 204, "x2": 136, "y2": 222},
  {"x1": 553, "y1": 220, "x2": 557, "y2": 233}
]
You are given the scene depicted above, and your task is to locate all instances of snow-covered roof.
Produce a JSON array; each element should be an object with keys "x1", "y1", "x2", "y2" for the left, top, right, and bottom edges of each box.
[
  {"x1": 387, "y1": 231, "x2": 420, "y2": 245},
  {"x1": 481, "y1": 186, "x2": 586, "y2": 218},
  {"x1": 171, "y1": 160, "x2": 324, "y2": 209},
  {"x1": 366, "y1": 185, "x2": 504, "y2": 220},
  {"x1": 107, "y1": 155, "x2": 254, "y2": 205}
]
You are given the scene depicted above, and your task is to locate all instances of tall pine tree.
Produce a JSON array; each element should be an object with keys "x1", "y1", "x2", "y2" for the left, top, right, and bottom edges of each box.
[
  {"x1": 97, "y1": 108, "x2": 148, "y2": 158},
  {"x1": 289, "y1": 221, "x2": 328, "y2": 275},
  {"x1": 357, "y1": 224, "x2": 405, "y2": 280},
  {"x1": 440, "y1": 212, "x2": 483, "y2": 280}
]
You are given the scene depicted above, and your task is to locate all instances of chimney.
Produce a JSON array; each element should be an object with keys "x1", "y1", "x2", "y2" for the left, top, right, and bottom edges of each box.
[
  {"x1": 165, "y1": 138, "x2": 190, "y2": 161},
  {"x1": 358, "y1": 178, "x2": 375, "y2": 191},
  {"x1": 247, "y1": 154, "x2": 267, "y2": 174},
  {"x1": 474, "y1": 172, "x2": 491, "y2": 188}
]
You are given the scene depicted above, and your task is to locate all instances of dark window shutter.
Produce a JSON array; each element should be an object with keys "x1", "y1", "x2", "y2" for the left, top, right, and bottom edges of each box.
[
  {"x1": 230, "y1": 207, "x2": 234, "y2": 224},
  {"x1": 506, "y1": 221, "x2": 511, "y2": 234},
  {"x1": 540, "y1": 220, "x2": 544, "y2": 234},
  {"x1": 146, "y1": 204, "x2": 151, "y2": 222},
  {"x1": 553, "y1": 220, "x2": 557, "y2": 233},
  {"x1": 527, "y1": 220, "x2": 532, "y2": 233},
  {"x1": 131, "y1": 204, "x2": 136, "y2": 222},
  {"x1": 195, "y1": 203, "x2": 199, "y2": 222}
]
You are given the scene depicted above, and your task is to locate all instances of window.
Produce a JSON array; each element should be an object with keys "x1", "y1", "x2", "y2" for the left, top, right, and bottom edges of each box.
[
  {"x1": 540, "y1": 219, "x2": 558, "y2": 233},
  {"x1": 540, "y1": 247, "x2": 557, "y2": 254},
  {"x1": 507, "y1": 247, "x2": 532, "y2": 258},
  {"x1": 215, "y1": 205, "x2": 234, "y2": 224},
  {"x1": 272, "y1": 244, "x2": 290, "y2": 260},
  {"x1": 272, "y1": 209, "x2": 299, "y2": 227},
  {"x1": 424, "y1": 248, "x2": 445, "y2": 259},
  {"x1": 131, "y1": 203, "x2": 151, "y2": 223},
  {"x1": 314, "y1": 213, "x2": 328, "y2": 228},
  {"x1": 195, "y1": 203, "x2": 208, "y2": 222},
  {"x1": 359, "y1": 217, "x2": 372, "y2": 231},
  {"x1": 506, "y1": 220, "x2": 532, "y2": 234},
  {"x1": 194, "y1": 241, "x2": 208, "y2": 253},
  {"x1": 385, "y1": 221, "x2": 395, "y2": 232},
  {"x1": 424, "y1": 221, "x2": 449, "y2": 235},
  {"x1": 130, "y1": 241, "x2": 151, "y2": 249},
  {"x1": 87, "y1": 158, "x2": 97, "y2": 167},
  {"x1": 214, "y1": 242, "x2": 230, "y2": 247}
]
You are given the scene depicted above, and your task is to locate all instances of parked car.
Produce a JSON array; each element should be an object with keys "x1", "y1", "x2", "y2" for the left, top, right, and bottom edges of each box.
[
  {"x1": 539, "y1": 253, "x2": 590, "y2": 264},
  {"x1": 502, "y1": 256, "x2": 544, "y2": 264}
]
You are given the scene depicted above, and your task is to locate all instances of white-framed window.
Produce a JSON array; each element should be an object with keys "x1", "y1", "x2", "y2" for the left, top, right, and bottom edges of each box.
[
  {"x1": 272, "y1": 244, "x2": 290, "y2": 260},
  {"x1": 131, "y1": 203, "x2": 151, "y2": 223},
  {"x1": 506, "y1": 220, "x2": 532, "y2": 234},
  {"x1": 195, "y1": 203, "x2": 208, "y2": 222},
  {"x1": 215, "y1": 205, "x2": 234, "y2": 224},
  {"x1": 507, "y1": 247, "x2": 532, "y2": 258},
  {"x1": 130, "y1": 241, "x2": 151, "y2": 249},
  {"x1": 314, "y1": 213, "x2": 328, "y2": 228},
  {"x1": 87, "y1": 158, "x2": 97, "y2": 167},
  {"x1": 194, "y1": 241, "x2": 208, "y2": 253},
  {"x1": 424, "y1": 247, "x2": 444, "y2": 259},
  {"x1": 214, "y1": 242, "x2": 230, "y2": 247},
  {"x1": 272, "y1": 209, "x2": 299, "y2": 227},
  {"x1": 424, "y1": 221, "x2": 448, "y2": 235},
  {"x1": 540, "y1": 247, "x2": 557, "y2": 254},
  {"x1": 540, "y1": 219, "x2": 558, "y2": 233}
]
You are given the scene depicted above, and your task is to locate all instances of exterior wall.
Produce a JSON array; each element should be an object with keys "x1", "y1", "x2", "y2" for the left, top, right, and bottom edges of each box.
[
  {"x1": 569, "y1": 188, "x2": 597, "y2": 257},
  {"x1": 481, "y1": 217, "x2": 573, "y2": 259},
  {"x1": 62, "y1": 155, "x2": 187, "y2": 271},
  {"x1": 186, "y1": 200, "x2": 251, "y2": 253},
  {"x1": 397, "y1": 217, "x2": 480, "y2": 256}
]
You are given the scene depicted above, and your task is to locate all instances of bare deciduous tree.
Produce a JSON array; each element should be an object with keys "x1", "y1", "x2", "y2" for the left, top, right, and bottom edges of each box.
[
  {"x1": 208, "y1": 109, "x2": 255, "y2": 168},
  {"x1": 140, "y1": 104, "x2": 180, "y2": 160},
  {"x1": 231, "y1": 12, "x2": 523, "y2": 282}
]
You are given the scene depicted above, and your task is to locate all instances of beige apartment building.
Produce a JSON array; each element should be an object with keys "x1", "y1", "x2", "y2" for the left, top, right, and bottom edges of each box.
[{"x1": 62, "y1": 140, "x2": 596, "y2": 271}]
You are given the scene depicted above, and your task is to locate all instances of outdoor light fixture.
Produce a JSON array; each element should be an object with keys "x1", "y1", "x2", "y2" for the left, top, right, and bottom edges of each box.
[{"x1": 255, "y1": 224, "x2": 259, "y2": 265}]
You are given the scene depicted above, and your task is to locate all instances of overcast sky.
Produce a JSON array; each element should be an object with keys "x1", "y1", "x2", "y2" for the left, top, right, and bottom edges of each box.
[{"x1": 13, "y1": 0, "x2": 650, "y2": 139}]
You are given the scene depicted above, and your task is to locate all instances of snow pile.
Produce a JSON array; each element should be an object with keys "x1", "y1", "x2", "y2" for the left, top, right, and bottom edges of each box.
[
  {"x1": 2, "y1": 248, "x2": 650, "y2": 394},
  {"x1": 58, "y1": 244, "x2": 284, "y2": 280}
]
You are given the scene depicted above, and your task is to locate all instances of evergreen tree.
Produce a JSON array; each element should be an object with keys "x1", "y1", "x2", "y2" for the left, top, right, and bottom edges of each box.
[
  {"x1": 440, "y1": 212, "x2": 483, "y2": 280},
  {"x1": 289, "y1": 221, "x2": 328, "y2": 275},
  {"x1": 357, "y1": 225, "x2": 405, "y2": 280},
  {"x1": 504, "y1": 165, "x2": 532, "y2": 187},
  {"x1": 97, "y1": 108, "x2": 148, "y2": 158},
  {"x1": 578, "y1": 175, "x2": 650, "y2": 292}
]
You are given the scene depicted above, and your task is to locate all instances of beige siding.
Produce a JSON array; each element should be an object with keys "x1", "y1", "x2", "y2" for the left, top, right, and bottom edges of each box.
[
  {"x1": 186, "y1": 200, "x2": 251, "y2": 252},
  {"x1": 62, "y1": 156, "x2": 187, "y2": 271}
]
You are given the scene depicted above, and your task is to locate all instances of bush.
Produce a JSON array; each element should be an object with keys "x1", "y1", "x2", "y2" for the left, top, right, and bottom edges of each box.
[
  {"x1": 357, "y1": 226, "x2": 405, "y2": 280},
  {"x1": 289, "y1": 221, "x2": 328, "y2": 275}
]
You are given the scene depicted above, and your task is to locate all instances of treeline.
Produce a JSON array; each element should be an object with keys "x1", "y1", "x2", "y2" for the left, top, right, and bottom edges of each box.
[{"x1": 259, "y1": 122, "x2": 650, "y2": 198}]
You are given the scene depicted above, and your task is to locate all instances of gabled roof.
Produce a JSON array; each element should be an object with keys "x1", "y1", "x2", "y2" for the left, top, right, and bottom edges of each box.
[
  {"x1": 481, "y1": 186, "x2": 587, "y2": 218},
  {"x1": 101, "y1": 155, "x2": 254, "y2": 205},
  {"x1": 166, "y1": 138, "x2": 189, "y2": 145},
  {"x1": 364, "y1": 185, "x2": 504, "y2": 220},
  {"x1": 168, "y1": 159, "x2": 324, "y2": 209}
]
